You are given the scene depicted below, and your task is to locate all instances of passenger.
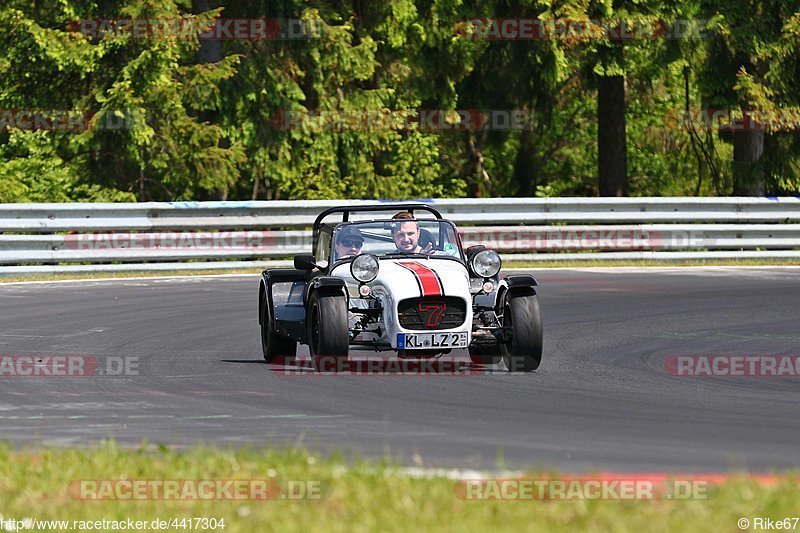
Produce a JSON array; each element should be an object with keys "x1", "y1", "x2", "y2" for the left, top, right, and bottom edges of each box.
[{"x1": 335, "y1": 225, "x2": 364, "y2": 259}]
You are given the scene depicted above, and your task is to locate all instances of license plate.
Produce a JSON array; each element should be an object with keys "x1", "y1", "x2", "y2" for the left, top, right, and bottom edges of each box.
[{"x1": 397, "y1": 331, "x2": 468, "y2": 349}]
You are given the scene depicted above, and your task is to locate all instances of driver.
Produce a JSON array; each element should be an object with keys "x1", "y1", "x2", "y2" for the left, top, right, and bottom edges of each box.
[
  {"x1": 391, "y1": 212, "x2": 435, "y2": 254},
  {"x1": 335, "y1": 225, "x2": 364, "y2": 259},
  {"x1": 391, "y1": 212, "x2": 421, "y2": 253}
]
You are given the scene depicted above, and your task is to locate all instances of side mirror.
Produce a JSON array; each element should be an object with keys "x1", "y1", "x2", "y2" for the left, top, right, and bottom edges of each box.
[{"x1": 294, "y1": 254, "x2": 317, "y2": 270}]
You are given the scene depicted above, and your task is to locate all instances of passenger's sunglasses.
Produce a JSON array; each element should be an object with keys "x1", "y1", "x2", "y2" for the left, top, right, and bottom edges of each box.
[{"x1": 339, "y1": 239, "x2": 362, "y2": 248}]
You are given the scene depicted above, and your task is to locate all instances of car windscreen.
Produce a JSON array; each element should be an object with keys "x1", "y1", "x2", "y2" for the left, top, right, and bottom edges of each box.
[{"x1": 331, "y1": 220, "x2": 463, "y2": 262}]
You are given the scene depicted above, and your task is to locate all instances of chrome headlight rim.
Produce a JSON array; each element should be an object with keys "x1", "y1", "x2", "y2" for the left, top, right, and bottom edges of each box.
[
  {"x1": 471, "y1": 249, "x2": 501, "y2": 278},
  {"x1": 350, "y1": 253, "x2": 379, "y2": 283}
]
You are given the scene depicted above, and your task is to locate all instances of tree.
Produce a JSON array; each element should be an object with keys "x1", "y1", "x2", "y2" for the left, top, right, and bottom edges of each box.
[
  {"x1": 569, "y1": 0, "x2": 693, "y2": 196},
  {"x1": 0, "y1": 0, "x2": 243, "y2": 202},
  {"x1": 700, "y1": 0, "x2": 800, "y2": 195}
]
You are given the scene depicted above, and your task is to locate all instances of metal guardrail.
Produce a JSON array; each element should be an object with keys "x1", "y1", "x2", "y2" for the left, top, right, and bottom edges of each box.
[{"x1": 1, "y1": 198, "x2": 800, "y2": 274}]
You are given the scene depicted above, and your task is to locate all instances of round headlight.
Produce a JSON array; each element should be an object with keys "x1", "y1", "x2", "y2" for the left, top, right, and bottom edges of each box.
[
  {"x1": 471, "y1": 249, "x2": 501, "y2": 278},
  {"x1": 350, "y1": 253, "x2": 379, "y2": 283}
]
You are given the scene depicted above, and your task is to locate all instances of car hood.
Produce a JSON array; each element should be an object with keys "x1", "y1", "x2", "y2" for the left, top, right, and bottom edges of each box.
[
  {"x1": 331, "y1": 257, "x2": 473, "y2": 345},
  {"x1": 332, "y1": 257, "x2": 471, "y2": 301}
]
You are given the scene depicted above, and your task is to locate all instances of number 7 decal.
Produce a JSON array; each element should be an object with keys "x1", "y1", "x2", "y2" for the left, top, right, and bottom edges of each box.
[{"x1": 418, "y1": 300, "x2": 447, "y2": 327}]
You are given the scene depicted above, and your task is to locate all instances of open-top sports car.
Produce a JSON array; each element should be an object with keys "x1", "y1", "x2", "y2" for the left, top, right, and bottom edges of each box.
[{"x1": 258, "y1": 204, "x2": 543, "y2": 371}]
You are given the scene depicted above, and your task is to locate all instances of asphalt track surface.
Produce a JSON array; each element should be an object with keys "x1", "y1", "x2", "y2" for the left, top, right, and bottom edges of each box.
[{"x1": 1, "y1": 268, "x2": 799, "y2": 472}]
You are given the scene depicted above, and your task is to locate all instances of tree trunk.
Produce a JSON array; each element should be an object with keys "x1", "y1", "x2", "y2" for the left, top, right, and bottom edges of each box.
[
  {"x1": 597, "y1": 75, "x2": 628, "y2": 196},
  {"x1": 194, "y1": 1, "x2": 221, "y2": 65},
  {"x1": 194, "y1": 0, "x2": 227, "y2": 200},
  {"x1": 732, "y1": 130, "x2": 765, "y2": 195},
  {"x1": 466, "y1": 134, "x2": 490, "y2": 197},
  {"x1": 512, "y1": 129, "x2": 536, "y2": 196}
]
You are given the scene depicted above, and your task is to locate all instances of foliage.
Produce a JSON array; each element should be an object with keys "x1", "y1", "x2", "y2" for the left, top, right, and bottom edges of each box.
[{"x1": 1, "y1": 0, "x2": 800, "y2": 201}]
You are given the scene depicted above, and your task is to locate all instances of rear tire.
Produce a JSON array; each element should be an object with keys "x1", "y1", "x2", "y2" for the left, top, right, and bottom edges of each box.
[
  {"x1": 500, "y1": 289, "x2": 543, "y2": 372},
  {"x1": 261, "y1": 293, "x2": 297, "y2": 364},
  {"x1": 308, "y1": 291, "x2": 349, "y2": 371}
]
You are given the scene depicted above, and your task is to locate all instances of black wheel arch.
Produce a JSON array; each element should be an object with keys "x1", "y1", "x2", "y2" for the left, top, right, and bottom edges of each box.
[
  {"x1": 305, "y1": 276, "x2": 348, "y2": 306},
  {"x1": 497, "y1": 274, "x2": 539, "y2": 307},
  {"x1": 260, "y1": 267, "x2": 308, "y2": 333}
]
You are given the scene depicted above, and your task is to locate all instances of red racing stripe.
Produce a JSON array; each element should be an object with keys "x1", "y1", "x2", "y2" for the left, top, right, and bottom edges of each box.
[{"x1": 398, "y1": 261, "x2": 443, "y2": 296}]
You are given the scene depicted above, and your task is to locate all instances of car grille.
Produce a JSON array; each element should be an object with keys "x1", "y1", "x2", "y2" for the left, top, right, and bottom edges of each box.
[{"x1": 397, "y1": 296, "x2": 467, "y2": 330}]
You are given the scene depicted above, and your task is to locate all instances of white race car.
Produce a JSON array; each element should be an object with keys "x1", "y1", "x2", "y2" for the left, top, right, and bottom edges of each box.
[{"x1": 258, "y1": 204, "x2": 543, "y2": 371}]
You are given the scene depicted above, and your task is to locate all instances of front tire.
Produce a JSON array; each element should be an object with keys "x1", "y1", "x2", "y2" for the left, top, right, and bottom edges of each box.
[
  {"x1": 261, "y1": 293, "x2": 297, "y2": 364},
  {"x1": 308, "y1": 291, "x2": 349, "y2": 371},
  {"x1": 500, "y1": 289, "x2": 543, "y2": 372}
]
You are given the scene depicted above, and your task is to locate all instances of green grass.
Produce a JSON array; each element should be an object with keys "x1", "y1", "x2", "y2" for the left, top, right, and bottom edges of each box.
[
  {"x1": 0, "y1": 443, "x2": 797, "y2": 532},
  {"x1": 0, "y1": 268, "x2": 266, "y2": 283}
]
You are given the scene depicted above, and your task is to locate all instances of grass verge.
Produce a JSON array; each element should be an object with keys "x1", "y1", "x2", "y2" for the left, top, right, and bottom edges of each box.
[
  {"x1": 0, "y1": 269, "x2": 265, "y2": 283},
  {"x1": 0, "y1": 443, "x2": 797, "y2": 532}
]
